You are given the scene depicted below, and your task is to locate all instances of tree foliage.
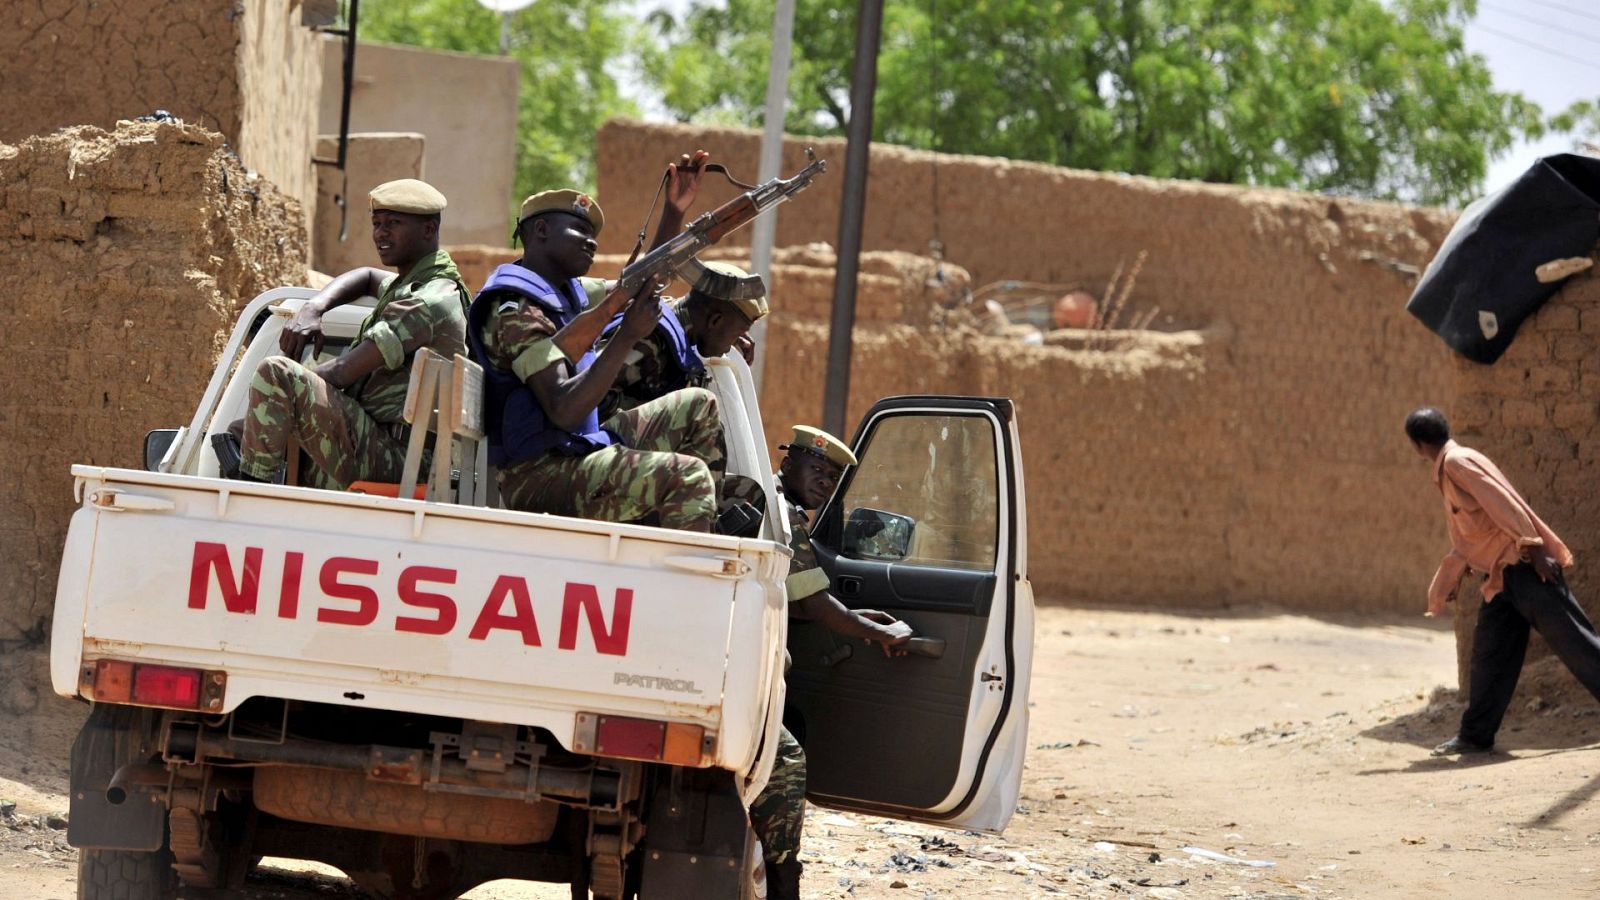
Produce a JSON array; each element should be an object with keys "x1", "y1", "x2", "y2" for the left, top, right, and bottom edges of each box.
[
  {"x1": 360, "y1": 0, "x2": 640, "y2": 199},
  {"x1": 1550, "y1": 100, "x2": 1600, "y2": 154},
  {"x1": 644, "y1": 0, "x2": 1546, "y2": 206}
]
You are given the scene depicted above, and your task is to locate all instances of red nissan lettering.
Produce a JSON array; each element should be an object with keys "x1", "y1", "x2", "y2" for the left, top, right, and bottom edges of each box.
[{"x1": 188, "y1": 542, "x2": 262, "y2": 614}]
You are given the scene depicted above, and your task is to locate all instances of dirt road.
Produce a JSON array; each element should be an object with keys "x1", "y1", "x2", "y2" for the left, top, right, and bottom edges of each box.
[{"x1": 4, "y1": 603, "x2": 1598, "y2": 899}]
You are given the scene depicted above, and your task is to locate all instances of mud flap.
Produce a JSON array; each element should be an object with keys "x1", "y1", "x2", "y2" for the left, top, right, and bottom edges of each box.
[
  {"x1": 69, "y1": 705, "x2": 167, "y2": 851},
  {"x1": 636, "y1": 768, "x2": 758, "y2": 899}
]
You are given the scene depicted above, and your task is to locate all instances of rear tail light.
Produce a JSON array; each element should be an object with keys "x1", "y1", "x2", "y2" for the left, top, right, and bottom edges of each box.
[
  {"x1": 92, "y1": 660, "x2": 134, "y2": 702},
  {"x1": 134, "y1": 665, "x2": 202, "y2": 708},
  {"x1": 83, "y1": 659, "x2": 224, "y2": 711},
  {"x1": 573, "y1": 713, "x2": 710, "y2": 767}
]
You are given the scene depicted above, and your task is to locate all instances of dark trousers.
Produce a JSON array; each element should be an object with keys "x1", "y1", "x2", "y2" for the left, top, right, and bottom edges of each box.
[{"x1": 1460, "y1": 563, "x2": 1600, "y2": 745}]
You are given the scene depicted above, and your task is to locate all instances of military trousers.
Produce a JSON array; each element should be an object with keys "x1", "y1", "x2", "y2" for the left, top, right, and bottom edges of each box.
[
  {"x1": 497, "y1": 387, "x2": 721, "y2": 532},
  {"x1": 239, "y1": 356, "x2": 407, "y2": 488},
  {"x1": 749, "y1": 725, "x2": 806, "y2": 865}
]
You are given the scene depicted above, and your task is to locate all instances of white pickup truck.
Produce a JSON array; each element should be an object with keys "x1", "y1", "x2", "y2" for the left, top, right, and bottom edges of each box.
[{"x1": 50, "y1": 287, "x2": 1035, "y2": 900}]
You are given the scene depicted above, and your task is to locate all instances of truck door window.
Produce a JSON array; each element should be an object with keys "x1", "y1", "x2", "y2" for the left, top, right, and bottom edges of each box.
[{"x1": 838, "y1": 414, "x2": 999, "y2": 571}]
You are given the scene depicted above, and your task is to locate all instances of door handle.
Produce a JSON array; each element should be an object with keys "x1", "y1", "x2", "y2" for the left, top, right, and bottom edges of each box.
[
  {"x1": 836, "y1": 575, "x2": 862, "y2": 597},
  {"x1": 904, "y1": 637, "x2": 946, "y2": 658},
  {"x1": 662, "y1": 555, "x2": 751, "y2": 579},
  {"x1": 90, "y1": 489, "x2": 177, "y2": 513}
]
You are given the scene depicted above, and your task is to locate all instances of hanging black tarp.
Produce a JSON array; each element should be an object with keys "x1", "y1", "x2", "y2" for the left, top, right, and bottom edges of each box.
[{"x1": 1406, "y1": 154, "x2": 1600, "y2": 364}]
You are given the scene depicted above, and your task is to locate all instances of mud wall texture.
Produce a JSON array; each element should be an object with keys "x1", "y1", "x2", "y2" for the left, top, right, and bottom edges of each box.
[
  {"x1": 5, "y1": 0, "x2": 322, "y2": 227},
  {"x1": 318, "y1": 38, "x2": 519, "y2": 248},
  {"x1": 0, "y1": 121, "x2": 306, "y2": 645},
  {"x1": 313, "y1": 133, "x2": 426, "y2": 274},
  {"x1": 1451, "y1": 259, "x2": 1600, "y2": 681},
  {"x1": 452, "y1": 225, "x2": 1452, "y2": 612},
  {"x1": 594, "y1": 119, "x2": 1459, "y2": 611},
  {"x1": 236, "y1": 0, "x2": 324, "y2": 222}
]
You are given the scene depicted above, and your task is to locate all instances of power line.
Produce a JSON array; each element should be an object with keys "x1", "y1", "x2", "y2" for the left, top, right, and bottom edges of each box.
[
  {"x1": 1524, "y1": 0, "x2": 1600, "y2": 27},
  {"x1": 1474, "y1": 23, "x2": 1600, "y2": 72},
  {"x1": 1481, "y1": 2, "x2": 1600, "y2": 47}
]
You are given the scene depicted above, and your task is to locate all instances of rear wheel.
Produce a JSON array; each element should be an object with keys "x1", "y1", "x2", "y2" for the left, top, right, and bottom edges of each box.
[{"x1": 77, "y1": 846, "x2": 177, "y2": 900}]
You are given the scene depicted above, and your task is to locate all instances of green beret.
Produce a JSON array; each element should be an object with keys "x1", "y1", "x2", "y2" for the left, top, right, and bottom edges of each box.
[
  {"x1": 782, "y1": 425, "x2": 857, "y2": 469},
  {"x1": 679, "y1": 258, "x2": 769, "y2": 322},
  {"x1": 369, "y1": 179, "x2": 446, "y2": 215},
  {"x1": 518, "y1": 189, "x2": 604, "y2": 235}
]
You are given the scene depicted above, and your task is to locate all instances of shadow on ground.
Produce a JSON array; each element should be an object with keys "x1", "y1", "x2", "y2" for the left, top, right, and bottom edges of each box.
[{"x1": 1359, "y1": 655, "x2": 1600, "y2": 762}]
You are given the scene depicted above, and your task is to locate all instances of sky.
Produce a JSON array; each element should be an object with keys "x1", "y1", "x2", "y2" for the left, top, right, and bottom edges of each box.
[
  {"x1": 627, "y1": 0, "x2": 1597, "y2": 203},
  {"x1": 1464, "y1": 0, "x2": 1599, "y2": 195}
]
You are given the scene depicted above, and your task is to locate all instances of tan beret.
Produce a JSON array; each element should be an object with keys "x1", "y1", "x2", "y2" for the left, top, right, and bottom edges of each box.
[
  {"x1": 782, "y1": 425, "x2": 857, "y2": 469},
  {"x1": 518, "y1": 189, "x2": 604, "y2": 235},
  {"x1": 679, "y1": 258, "x2": 768, "y2": 322},
  {"x1": 369, "y1": 179, "x2": 446, "y2": 215}
]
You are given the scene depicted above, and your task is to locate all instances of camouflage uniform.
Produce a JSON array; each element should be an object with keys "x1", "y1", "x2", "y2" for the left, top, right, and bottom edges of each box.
[
  {"x1": 479, "y1": 289, "x2": 720, "y2": 531},
  {"x1": 592, "y1": 298, "x2": 771, "y2": 515},
  {"x1": 239, "y1": 250, "x2": 469, "y2": 486},
  {"x1": 596, "y1": 300, "x2": 709, "y2": 423},
  {"x1": 748, "y1": 483, "x2": 822, "y2": 865},
  {"x1": 749, "y1": 726, "x2": 807, "y2": 865}
]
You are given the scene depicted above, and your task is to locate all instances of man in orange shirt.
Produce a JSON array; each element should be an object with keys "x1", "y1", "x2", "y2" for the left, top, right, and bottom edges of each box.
[{"x1": 1407, "y1": 407, "x2": 1600, "y2": 756}]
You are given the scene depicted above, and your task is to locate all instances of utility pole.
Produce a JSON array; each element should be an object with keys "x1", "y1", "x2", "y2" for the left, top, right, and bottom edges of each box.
[
  {"x1": 747, "y1": 0, "x2": 796, "y2": 394},
  {"x1": 472, "y1": 0, "x2": 536, "y2": 53},
  {"x1": 821, "y1": 0, "x2": 885, "y2": 438}
]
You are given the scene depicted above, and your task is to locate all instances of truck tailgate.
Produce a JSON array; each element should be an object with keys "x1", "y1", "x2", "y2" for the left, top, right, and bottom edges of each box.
[{"x1": 53, "y1": 467, "x2": 788, "y2": 770}]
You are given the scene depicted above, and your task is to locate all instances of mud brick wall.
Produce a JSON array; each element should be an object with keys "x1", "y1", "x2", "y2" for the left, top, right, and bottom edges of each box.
[
  {"x1": 445, "y1": 244, "x2": 522, "y2": 296},
  {"x1": 0, "y1": 121, "x2": 306, "y2": 644},
  {"x1": 593, "y1": 120, "x2": 1460, "y2": 611},
  {"x1": 5, "y1": 0, "x2": 323, "y2": 227},
  {"x1": 452, "y1": 226, "x2": 1454, "y2": 613},
  {"x1": 1451, "y1": 257, "x2": 1600, "y2": 682}
]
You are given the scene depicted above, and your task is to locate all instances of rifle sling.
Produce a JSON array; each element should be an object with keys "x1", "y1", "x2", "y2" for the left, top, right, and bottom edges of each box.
[{"x1": 628, "y1": 162, "x2": 760, "y2": 268}]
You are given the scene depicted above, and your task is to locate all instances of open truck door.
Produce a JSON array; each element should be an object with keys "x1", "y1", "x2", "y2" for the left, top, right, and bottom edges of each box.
[{"x1": 784, "y1": 396, "x2": 1033, "y2": 832}]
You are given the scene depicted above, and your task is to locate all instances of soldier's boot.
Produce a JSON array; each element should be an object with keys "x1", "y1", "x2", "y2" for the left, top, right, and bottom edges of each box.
[
  {"x1": 211, "y1": 433, "x2": 244, "y2": 479},
  {"x1": 216, "y1": 433, "x2": 284, "y2": 484},
  {"x1": 765, "y1": 858, "x2": 802, "y2": 900}
]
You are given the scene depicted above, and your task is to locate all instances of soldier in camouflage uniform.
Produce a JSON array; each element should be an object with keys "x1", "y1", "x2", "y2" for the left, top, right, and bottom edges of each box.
[
  {"x1": 593, "y1": 258, "x2": 769, "y2": 519},
  {"x1": 234, "y1": 179, "x2": 469, "y2": 487},
  {"x1": 595, "y1": 259, "x2": 768, "y2": 422},
  {"x1": 469, "y1": 156, "x2": 726, "y2": 531},
  {"x1": 751, "y1": 426, "x2": 915, "y2": 900}
]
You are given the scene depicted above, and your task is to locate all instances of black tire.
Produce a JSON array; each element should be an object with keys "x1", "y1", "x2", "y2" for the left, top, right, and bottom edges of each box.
[{"x1": 77, "y1": 846, "x2": 178, "y2": 900}]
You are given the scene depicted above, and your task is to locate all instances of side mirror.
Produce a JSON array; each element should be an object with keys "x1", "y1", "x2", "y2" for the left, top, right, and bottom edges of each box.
[
  {"x1": 144, "y1": 429, "x2": 180, "y2": 472},
  {"x1": 842, "y1": 507, "x2": 915, "y2": 562}
]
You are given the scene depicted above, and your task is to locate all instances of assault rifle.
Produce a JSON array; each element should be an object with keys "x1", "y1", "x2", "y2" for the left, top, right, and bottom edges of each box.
[{"x1": 612, "y1": 151, "x2": 828, "y2": 299}]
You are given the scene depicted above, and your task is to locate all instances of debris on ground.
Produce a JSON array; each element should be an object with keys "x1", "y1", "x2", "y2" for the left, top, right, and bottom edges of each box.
[
  {"x1": 1181, "y1": 846, "x2": 1277, "y2": 867},
  {"x1": 0, "y1": 807, "x2": 75, "y2": 870}
]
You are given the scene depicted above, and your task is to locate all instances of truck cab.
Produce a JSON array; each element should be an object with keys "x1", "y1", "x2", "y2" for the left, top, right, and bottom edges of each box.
[{"x1": 51, "y1": 288, "x2": 1034, "y2": 899}]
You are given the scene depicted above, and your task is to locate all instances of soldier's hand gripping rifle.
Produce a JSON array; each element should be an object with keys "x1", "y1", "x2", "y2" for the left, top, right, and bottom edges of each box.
[{"x1": 613, "y1": 150, "x2": 828, "y2": 300}]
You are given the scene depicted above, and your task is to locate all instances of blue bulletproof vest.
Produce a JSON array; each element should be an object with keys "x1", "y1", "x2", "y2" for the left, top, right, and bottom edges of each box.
[
  {"x1": 466, "y1": 264, "x2": 616, "y2": 466},
  {"x1": 599, "y1": 304, "x2": 705, "y2": 392}
]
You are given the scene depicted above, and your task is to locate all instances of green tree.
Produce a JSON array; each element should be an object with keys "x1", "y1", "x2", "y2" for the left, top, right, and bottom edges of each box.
[
  {"x1": 644, "y1": 0, "x2": 1544, "y2": 206},
  {"x1": 360, "y1": 0, "x2": 639, "y2": 202},
  {"x1": 1550, "y1": 100, "x2": 1600, "y2": 155}
]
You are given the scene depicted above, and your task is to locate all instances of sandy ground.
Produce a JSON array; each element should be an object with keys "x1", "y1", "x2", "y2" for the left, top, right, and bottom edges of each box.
[{"x1": 4, "y1": 603, "x2": 1599, "y2": 900}]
